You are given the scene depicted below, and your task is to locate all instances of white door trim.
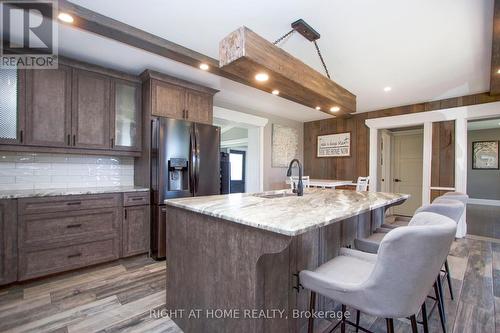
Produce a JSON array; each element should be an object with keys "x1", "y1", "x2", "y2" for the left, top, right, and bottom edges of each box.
[
  {"x1": 366, "y1": 100, "x2": 500, "y2": 196},
  {"x1": 214, "y1": 106, "x2": 268, "y2": 191}
]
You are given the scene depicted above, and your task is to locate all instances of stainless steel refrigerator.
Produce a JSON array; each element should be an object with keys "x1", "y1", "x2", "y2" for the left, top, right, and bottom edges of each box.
[{"x1": 151, "y1": 117, "x2": 220, "y2": 259}]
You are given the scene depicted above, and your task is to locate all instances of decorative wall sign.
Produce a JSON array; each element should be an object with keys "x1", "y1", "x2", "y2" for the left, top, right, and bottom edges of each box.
[
  {"x1": 272, "y1": 124, "x2": 299, "y2": 167},
  {"x1": 317, "y1": 132, "x2": 351, "y2": 157},
  {"x1": 472, "y1": 141, "x2": 499, "y2": 170}
]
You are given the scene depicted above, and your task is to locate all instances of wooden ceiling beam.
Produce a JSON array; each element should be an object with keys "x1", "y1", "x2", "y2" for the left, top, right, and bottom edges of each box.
[
  {"x1": 490, "y1": 0, "x2": 500, "y2": 95},
  {"x1": 219, "y1": 27, "x2": 356, "y2": 116}
]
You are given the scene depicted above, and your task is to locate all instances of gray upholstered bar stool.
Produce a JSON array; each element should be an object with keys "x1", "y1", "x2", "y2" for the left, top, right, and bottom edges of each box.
[
  {"x1": 300, "y1": 212, "x2": 457, "y2": 333},
  {"x1": 436, "y1": 192, "x2": 469, "y2": 238},
  {"x1": 354, "y1": 200, "x2": 464, "y2": 253},
  {"x1": 353, "y1": 199, "x2": 464, "y2": 332}
]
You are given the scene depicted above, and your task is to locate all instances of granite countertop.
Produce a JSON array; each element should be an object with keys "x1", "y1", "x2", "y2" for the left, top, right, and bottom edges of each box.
[
  {"x1": 165, "y1": 188, "x2": 409, "y2": 236},
  {"x1": 0, "y1": 186, "x2": 149, "y2": 199}
]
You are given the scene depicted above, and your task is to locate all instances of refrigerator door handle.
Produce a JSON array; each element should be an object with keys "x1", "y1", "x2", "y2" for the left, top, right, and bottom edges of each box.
[
  {"x1": 189, "y1": 127, "x2": 197, "y2": 194},
  {"x1": 194, "y1": 125, "x2": 201, "y2": 194}
]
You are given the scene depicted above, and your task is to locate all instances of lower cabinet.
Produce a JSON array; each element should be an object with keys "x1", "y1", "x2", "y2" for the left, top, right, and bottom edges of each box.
[
  {"x1": 0, "y1": 200, "x2": 17, "y2": 285},
  {"x1": 6, "y1": 191, "x2": 151, "y2": 284},
  {"x1": 122, "y1": 205, "x2": 150, "y2": 257}
]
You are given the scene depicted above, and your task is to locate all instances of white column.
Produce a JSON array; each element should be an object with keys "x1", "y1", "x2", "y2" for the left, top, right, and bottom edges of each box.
[
  {"x1": 422, "y1": 122, "x2": 433, "y2": 205},
  {"x1": 368, "y1": 127, "x2": 379, "y2": 192},
  {"x1": 454, "y1": 116, "x2": 468, "y2": 238}
]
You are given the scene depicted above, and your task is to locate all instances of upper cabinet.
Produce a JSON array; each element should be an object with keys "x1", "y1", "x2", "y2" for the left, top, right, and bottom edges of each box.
[
  {"x1": 0, "y1": 68, "x2": 25, "y2": 145},
  {"x1": 25, "y1": 65, "x2": 72, "y2": 147},
  {"x1": 72, "y1": 69, "x2": 111, "y2": 149},
  {"x1": 111, "y1": 80, "x2": 141, "y2": 151},
  {"x1": 142, "y1": 70, "x2": 218, "y2": 125},
  {"x1": 0, "y1": 57, "x2": 142, "y2": 156}
]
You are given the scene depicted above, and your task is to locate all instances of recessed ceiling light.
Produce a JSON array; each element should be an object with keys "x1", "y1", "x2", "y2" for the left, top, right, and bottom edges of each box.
[
  {"x1": 497, "y1": 69, "x2": 500, "y2": 74},
  {"x1": 384, "y1": 86, "x2": 392, "y2": 92},
  {"x1": 271, "y1": 89, "x2": 279, "y2": 95},
  {"x1": 199, "y1": 63, "x2": 209, "y2": 70},
  {"x1": 330, "y1": 106, "x2": 340, "y2": 112},
  {"x1": 255, "y1": 73, "x2": 269, "y2": 82},
  {"x1": 498, "y1": 122, "x2": 500, "y2": 126},
  {"x1": 58, "y1": 12, "x2": 74, "y2": 23},
  {"x1": 315, "y1": 106, "x2": 321, "y2": 111}
]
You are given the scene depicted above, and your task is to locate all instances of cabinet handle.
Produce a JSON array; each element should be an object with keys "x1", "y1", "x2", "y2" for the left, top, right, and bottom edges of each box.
[
  {"x1": 72, "y1": 135, "x2": 76, "y2": 146},
  {"x1": 124, "y1": 208, "x2": 127, "y2": 219},
  {"x1": 67, "y1": 134, "x2": 71, "y2": 146},
  {"x1": 19, "y1": 130, "x2": 23, "y2": 143},
  {"x1": 111, "y1": 138, "x2": 114, "y2": 148},
  {"x1": 66, "y1": 201, "x2": 81, "y2": 205},
  {"x1": 182, "y1": 109, "x2": 186, "y2": 119},
  {"x1": 131, "y1": 197, "x2": 144, "y2": 201},
  {"x1": 66, "y1": 223, "x2": 82, "y2": 228},
  {"x1": 67, "y1": 253, "x2": 82, "y2": 259},
  {"x1": 186, "y1": 110, "x2": 189, "y2": 119}
]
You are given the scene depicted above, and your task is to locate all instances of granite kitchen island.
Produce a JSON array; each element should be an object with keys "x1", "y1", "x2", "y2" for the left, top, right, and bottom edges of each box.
[{"x1": 164, "y1": 188, "x2": 408, "y2": 333}]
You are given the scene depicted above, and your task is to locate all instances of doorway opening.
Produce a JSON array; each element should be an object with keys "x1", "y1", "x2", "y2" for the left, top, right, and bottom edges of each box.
[
  {"x1": 214, "y1": 116, "x2": 260, "y2": 194},
  {"x1": 229, "y1": 150, "x2": 246, "y2": 193},
  {"x1": 466, "y1": 117, "x2": 500, "y2": 238},
  {"x1": 379, "y1": 126, "x2": 424, "y2": 217}
]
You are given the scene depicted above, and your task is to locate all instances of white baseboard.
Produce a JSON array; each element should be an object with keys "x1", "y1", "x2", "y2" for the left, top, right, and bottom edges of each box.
[{"x1": 467, "y1": 198, "x2": 500, "y2": 206}]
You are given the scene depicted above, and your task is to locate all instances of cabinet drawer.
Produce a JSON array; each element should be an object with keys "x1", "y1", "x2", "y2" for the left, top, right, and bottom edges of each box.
[
  {"x1": 18, "y1": 237, "x2": 119, "y2": 281},
  {"x1": 19, "y1": 208, "x2": 120, "y2": 248},
  {"x1": 123, "y1": 191, "x2": 150, "y2": 206},
  {"x1": 18, "y1": 193, "x2": 121, "y2": 215}
]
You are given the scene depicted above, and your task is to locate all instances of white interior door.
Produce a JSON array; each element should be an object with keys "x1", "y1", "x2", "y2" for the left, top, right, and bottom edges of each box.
[{"x1": 392, "y1": 131, "x2": 423, "y2": 216}]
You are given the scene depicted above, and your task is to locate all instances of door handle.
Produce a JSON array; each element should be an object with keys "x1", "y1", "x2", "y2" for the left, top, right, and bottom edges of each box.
[{"x1": 394, "y1": 179, "x2": 402, "y2": 182}]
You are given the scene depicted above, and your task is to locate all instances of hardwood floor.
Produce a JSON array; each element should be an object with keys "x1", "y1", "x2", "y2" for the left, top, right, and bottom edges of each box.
[
  {"x1": 0, "y1": 255, "x2": 179, "y2": 333},
  {"x1": 0, "y1": 238, "x2": 498, "y2": 333}
]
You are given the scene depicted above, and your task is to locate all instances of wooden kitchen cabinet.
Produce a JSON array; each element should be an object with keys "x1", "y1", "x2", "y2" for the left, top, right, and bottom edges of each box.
[
  {"x1": 25, "y1": 65, "x2": 72, "y2": 147},
  {"x1": 151, "y1": 80, "x2": 186, "y2": 119},
  {"x1": 0, "y1": 57, "x2": 142, "y2": 156},
  {"x1": 0, "y1": 68, "x2": 25, "y2": 145},
  {"x1": 0, "y1": 200, "x2": 17, "y2": 285},
  {"x1": 185, "y1": 90, "x2": 213, "y2": 124},
  {"x1": 71, "y1": 68, "x2": 111, "y2": 149},
  {"x1": 111, "y1": 79, "x2": 141, "y2": 151},
  {"x1": 122, "y1": 205, "x2": 150, "y2": 257},
  {"x1": 142, "y1": 70, "x2": 218, "y2": 124}
]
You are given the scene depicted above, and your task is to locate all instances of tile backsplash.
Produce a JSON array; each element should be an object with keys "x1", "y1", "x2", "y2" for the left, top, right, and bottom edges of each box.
[{"x1": 0, "y1": 152, "x2": 134, "y2": 190}]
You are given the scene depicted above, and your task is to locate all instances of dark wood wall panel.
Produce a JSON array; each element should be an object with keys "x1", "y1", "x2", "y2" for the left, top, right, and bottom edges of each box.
[
  {"x1": 304, "y1": 92, "x2": 500, "y2": 183},
  {"x1": 431, "y1": 121, "x2": 455, "y2": 188}
]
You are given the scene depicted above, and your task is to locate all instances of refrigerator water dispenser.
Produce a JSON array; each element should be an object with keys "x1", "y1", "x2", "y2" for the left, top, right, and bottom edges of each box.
[{"x1": 168, "y1": 158, "x2": 188, "y2": 191}]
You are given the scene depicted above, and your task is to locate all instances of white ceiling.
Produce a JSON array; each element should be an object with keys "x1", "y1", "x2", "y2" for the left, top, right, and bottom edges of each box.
[
  {"x1": 61, "y1": 0, "x2": 493, "y2": 121},
  {"x1": 468, "y1": 118, "x2": 500, "y2": 131}
]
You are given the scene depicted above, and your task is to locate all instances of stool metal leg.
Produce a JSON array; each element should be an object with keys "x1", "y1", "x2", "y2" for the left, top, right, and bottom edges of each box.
[
  {"x1": 410, "y1": 315, "x2": 418, "y2": 333},
  {"x1": 444, "y1": 259, "x2": 454, "y2": 300},
  {"x1": 436, "y1": 276, "x2": 447, "y2": 323},
  {"x1": 341, "y1": 304, "x2": 346, "y2": 333},
  {"x1": 434, "y1": 281, "x2": 447, "y2": 333},
  {"x1": 386, "y1": 318, "x2": 394, "y2": 333},
  {"x1": 421, "y1": 302, "x2": 429, "y2": 333},
  {"x1": 355, "y1": 309, "x2": 360, "y2": 332},
  {"x1": 308, "y1": 292, "x2": 316, "y2": 333}
]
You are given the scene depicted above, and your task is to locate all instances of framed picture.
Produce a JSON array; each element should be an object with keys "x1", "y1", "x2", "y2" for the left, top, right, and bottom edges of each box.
[
  {"x1": 317, "y1": 132, "x2": 351, "y2": 157},
  {"x1": 271, "y1": 124, "x2": 299, "y2": 167},
  {"x1": 472, "y1": 141, "x2": 499, "y2": 170}
]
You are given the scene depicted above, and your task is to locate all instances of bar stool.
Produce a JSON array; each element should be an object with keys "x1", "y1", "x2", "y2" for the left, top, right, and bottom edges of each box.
[
  {"x1": 438, "y1": 192, "x2": 469, "y2": 238},
  {"x1": 300, "y1": 212, "x2": 457, "y2": 333},
  {"x1": 353, "y1": 199, "x2": 464, "y2": 332}
]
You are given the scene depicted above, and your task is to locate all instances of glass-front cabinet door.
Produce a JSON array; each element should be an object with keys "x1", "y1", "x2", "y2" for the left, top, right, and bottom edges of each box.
[
  {"x1": 112, "y1": 80, "x2": 141, "y2": 151},
  {"x1": 0, "y1": 68, "x2": 24, "y2": 144}
]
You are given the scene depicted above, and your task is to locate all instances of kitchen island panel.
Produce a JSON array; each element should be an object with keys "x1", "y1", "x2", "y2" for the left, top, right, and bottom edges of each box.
[{"x1": 165, "y1": 204, "x2": 389, "y2": 333}]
